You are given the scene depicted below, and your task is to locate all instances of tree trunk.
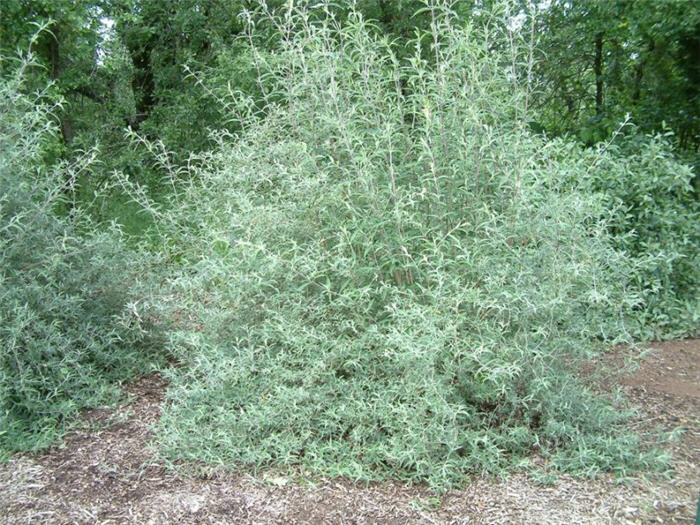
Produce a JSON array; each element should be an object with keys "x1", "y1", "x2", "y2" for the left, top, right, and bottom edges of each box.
[
  {"x1": 129, "y1": 44, "x2": 156, "y2": 128},
  {"x1": 594, "y1": 33, "x2": 603, "y2": 115},
  {"x1": 46, "y1": 24, "x2": 74, "y2": 146},
  {"x1": 633, "y1": 39, "x2": 654, "y2": 103}
]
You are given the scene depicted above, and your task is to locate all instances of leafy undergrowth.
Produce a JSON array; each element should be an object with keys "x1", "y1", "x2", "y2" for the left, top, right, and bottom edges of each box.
[
  {"x1": 0, "y1": 56, "x2": 167, "y2": 457},
  {"x1": 137, "y1": 6, "x2": 669, "y2": 490},
  {"x1": 4, "y1": 340, "x2": 699, "y2": 523}
]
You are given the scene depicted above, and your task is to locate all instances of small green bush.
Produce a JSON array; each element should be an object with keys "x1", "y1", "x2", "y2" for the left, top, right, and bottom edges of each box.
[
  {"x1": 0, "y1": 56, "x2": 166, "y2": 455},
  {"x1": 144, "y1": 5, "x2": 664, "y2": 489},
  {"x1": 589, "y1": 133, "x2": 698, "y2": 339}
]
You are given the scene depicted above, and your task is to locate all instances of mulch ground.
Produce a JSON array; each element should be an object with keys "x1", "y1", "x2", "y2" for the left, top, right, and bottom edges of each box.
[{"x1": 1, "y1": 339, "x2": 698, "y2": 524}]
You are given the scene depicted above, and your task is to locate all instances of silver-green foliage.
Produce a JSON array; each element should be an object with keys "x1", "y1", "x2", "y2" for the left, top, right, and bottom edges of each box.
[
  {"x1": 152, "y1": 5, "x2": 663, "y2": 488},
  {"x1": 0, "y1": 56, "x2": 165, "y2": 454},
  {"x1": 542, "y1": 130, "x2": 699, "y2": 340},
  {"x1": 589, "y1": 133, "x2": 698, "y2": 340}
]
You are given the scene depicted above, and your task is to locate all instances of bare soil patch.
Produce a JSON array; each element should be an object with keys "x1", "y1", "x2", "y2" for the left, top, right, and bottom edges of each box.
[{"x1": 1, "y1": 340, "x2": 698, "y2": 524}]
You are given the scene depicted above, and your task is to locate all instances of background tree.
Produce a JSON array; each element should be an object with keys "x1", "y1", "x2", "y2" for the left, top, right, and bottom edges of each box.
[{"x1": 529, "y1": 0, "x2": 699, "y2": 155}]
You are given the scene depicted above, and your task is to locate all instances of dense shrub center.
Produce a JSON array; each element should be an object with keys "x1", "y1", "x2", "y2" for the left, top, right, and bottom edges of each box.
[{"x1": 152, "y1": 9, "x2": 664, "y2": 488}]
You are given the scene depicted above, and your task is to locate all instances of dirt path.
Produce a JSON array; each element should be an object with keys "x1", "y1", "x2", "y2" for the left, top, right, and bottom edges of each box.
[{"x1": 1, "y1": 340, "x2": 698, "y2": 524}]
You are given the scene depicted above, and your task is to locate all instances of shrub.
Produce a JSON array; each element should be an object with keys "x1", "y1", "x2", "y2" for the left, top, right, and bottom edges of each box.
[
  {"x1": 0, "y1": 55, "x2": 166, "y2": 455},
  {"x1": 143, "y1": 5, "x2": 664, "y2": 489},
  {"x1": 588, "y1": 132, "x2": 698, "y2": 339}
]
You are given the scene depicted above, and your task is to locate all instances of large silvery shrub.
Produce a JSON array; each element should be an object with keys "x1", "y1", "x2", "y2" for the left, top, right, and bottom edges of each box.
[
  {"x1": 150, "y1": 4, "x2": 663, "y2": 488},
  {"x1": 0, "y1": 56, "x2": 165, "y2": 455}
]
